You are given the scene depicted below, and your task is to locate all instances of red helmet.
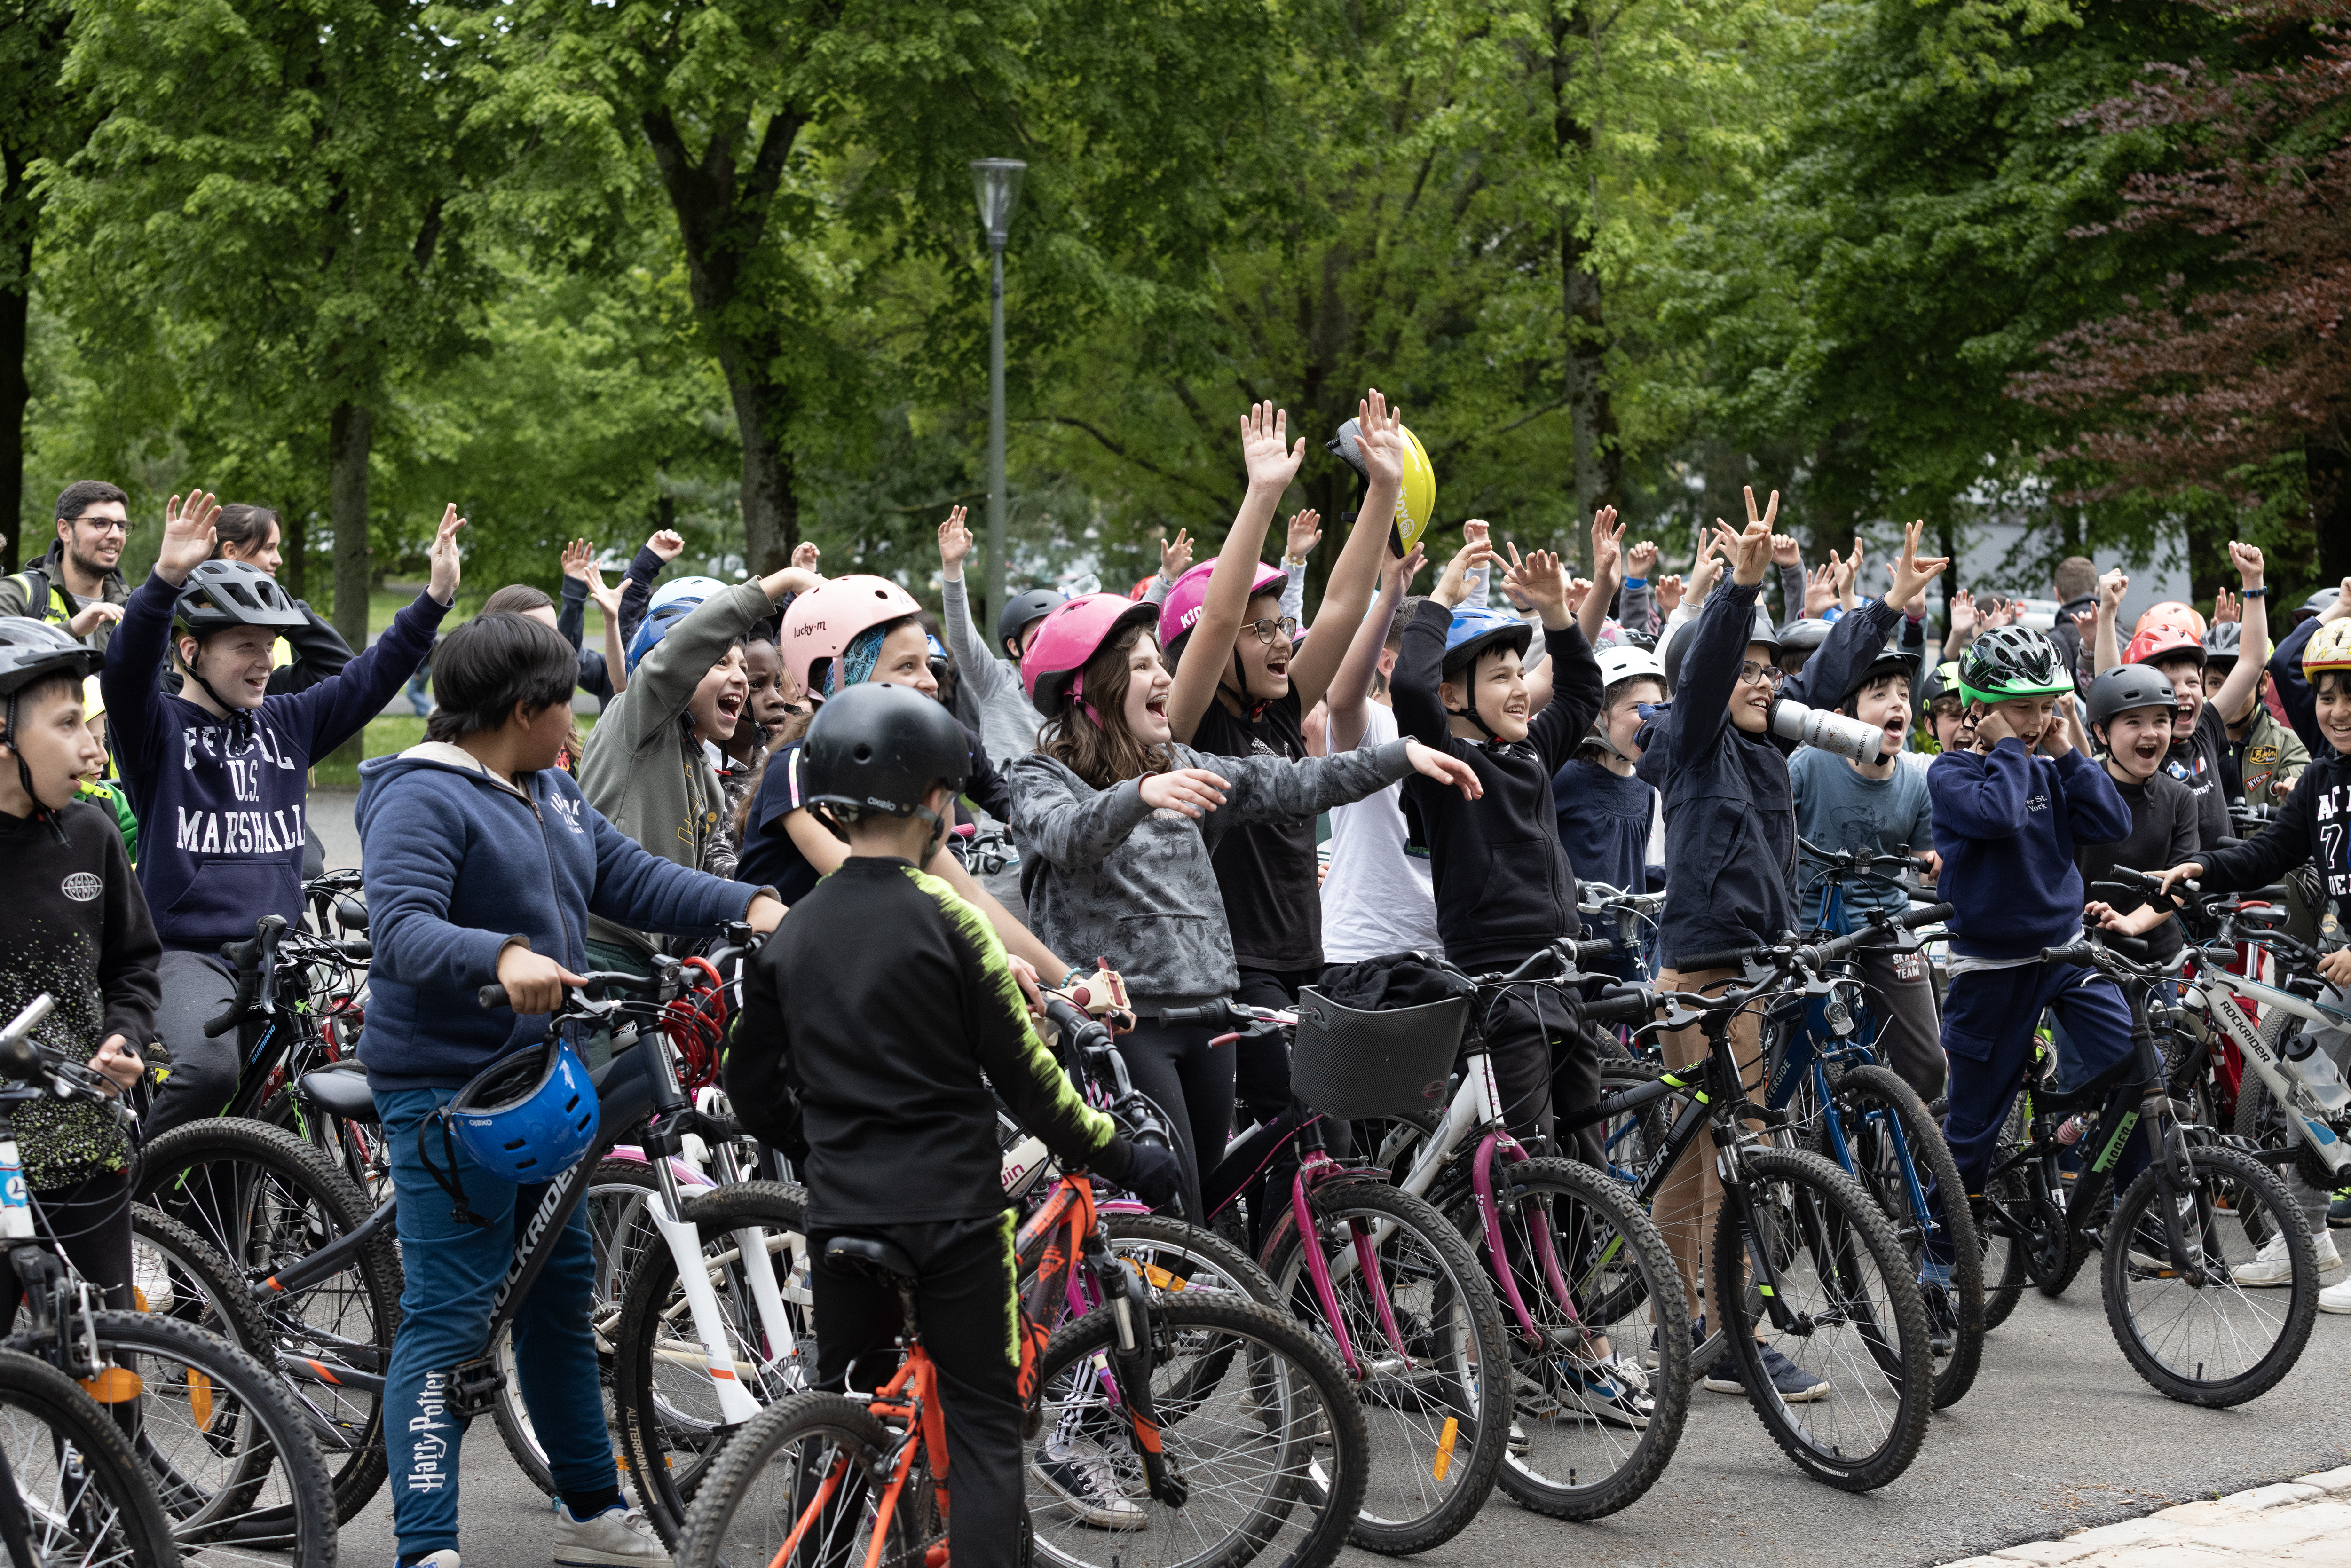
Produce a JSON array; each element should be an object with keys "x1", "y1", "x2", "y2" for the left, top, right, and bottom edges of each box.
[
  {"x1": 2123, "y1": 623, "x2": 2204, "y2": 669},
  {"x1": 1022, "y1": 593, "x2": 1160, "y2": 717},
  {"x1": 2133, "y1": 600, "x2": 2207, "y2": 642},
  {"x1": 780, "y1": 575, "x2": 923, "y2": 698}
]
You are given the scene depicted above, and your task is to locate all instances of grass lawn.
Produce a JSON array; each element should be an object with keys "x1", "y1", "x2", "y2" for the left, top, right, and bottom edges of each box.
[{"x1": 311, "y1": 711, "x2": 601, "y2": 788}]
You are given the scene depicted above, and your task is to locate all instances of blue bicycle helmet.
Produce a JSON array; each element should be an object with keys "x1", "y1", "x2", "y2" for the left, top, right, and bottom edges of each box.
[
  {"x1": 649, "y1": 575, "x2": 729, "y2": 616},
  {"x1": 626, "y1": 600, "x2": 697, "y2": 674},
  {"x1": 446, "y1": 1042, "x2": 598, "y2": 1179},
  {"x1": 1440, "y1": 605, "x2": 1533, "y2": 741}
]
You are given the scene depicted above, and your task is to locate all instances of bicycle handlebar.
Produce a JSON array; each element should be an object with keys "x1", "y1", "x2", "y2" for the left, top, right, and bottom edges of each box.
[
  {"x1": 1671, "y1": 944, "x2": 1767, "y2": 974},
  {"x1": 204, "y1": 915, "x2": 290, "y2": 1038},
  {"x1": 1157, "y1": 1000, "x2": 1244, "y2": 1027},
  {"x1": 477, "y1": 970, "x2": 669, "y2": 1014},
  {"x1": 1579, "y1": 985, "x2": 1655, "y2": 1026}
]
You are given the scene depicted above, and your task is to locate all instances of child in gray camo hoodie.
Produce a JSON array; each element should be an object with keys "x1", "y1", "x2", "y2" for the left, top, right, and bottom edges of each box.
[{"x1": 1006, "y1": 595, "x2": 1477, "y2": 1213}]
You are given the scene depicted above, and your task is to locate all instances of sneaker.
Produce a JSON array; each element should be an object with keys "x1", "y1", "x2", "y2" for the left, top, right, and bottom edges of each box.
[
  {"x1": 552, "y1": 1502, "x2": 670, "y2": 1567},
  {"x1": 1643, "y1": 1316, "x2": 1703, "y2": 1372},
  {"x1": 1559, "y1": 1354, "x2": 1652, "y2": 1429},
  {"x1": 2233, "y1": 1231, "x2": 2303, "y2": 1287},
  {"x1": 132, "y1": 1243, "x2": 175, "y2": 1315},
  {"x1": 2314, "y1": 1230, "x2": 2343, "y2": 1272},
  {"x1": 1917, "y1": 1256, "x2": 1955, "y2": 1290},
  {"x1": 2128, "y1": 1196, "x2": 2199, "y2": 1273},
  {"x1": 1033, "y1": 1441, "x2": 1147, "y2": 1531},
  {"x1": 2321, "y1": 1277, "x2": 2351, "y2": 1314},
  {"x1": 1704, "y1": 1346, "x2": 1830, "y2": 1403},
  {"x1": 2330, "y1": 1193, "x2": 2351, "y2": 1229},
  {"x1": 397, "y1": 1554, "x2": 461, "y2": 1568}
]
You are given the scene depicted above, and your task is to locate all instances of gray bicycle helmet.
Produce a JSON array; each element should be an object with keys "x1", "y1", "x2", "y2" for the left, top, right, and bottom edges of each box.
[
  {"x1": 173, "y1": 559, "x2": 308, "y2": 639},
  {"x1": 1775, "y1": 618, "x2": 1835, "y2": 655},
  {"x1": 0, "y1": 617, "x2": 104, "y2": 843},
  {"x1": 2083, "y1": 664, "x2": 2178, "y2": 740},
  {"x1": 2202, "y1": 620, "x2": 2242, "y2": 672}
]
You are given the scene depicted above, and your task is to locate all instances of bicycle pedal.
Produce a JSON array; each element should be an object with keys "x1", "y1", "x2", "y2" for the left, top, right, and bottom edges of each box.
[{"x1": 449, "y1": 1355, "x2": 506, "y2": 1419}]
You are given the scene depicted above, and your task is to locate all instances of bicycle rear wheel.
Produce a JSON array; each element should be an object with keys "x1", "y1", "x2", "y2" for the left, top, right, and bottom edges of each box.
[
  {"x1": 673, "y1": 1392, "x2": 924, "y2": 1568},
  {"x1": 1711, "y1": 1148, "x2": 1932, "y2": 1491},
  {"x1": 1100, "y1": 1212, "x2": 1279, "y2": 1306},
  {"x1": 2105, "y1": 1143, "x2": 2318, "y2": 1407},
  {"x1": 134, "y1": 1115, "x2": 400, "y2": 1523},
  {"x1": 1979, "y1": 1095, "x2": 2031, "y2": 1330},
  {"x1": 1029, "y1": 1294, "x2": 1367, "y2": 1568},
  {"x1": 1257, "y1": 1176, "x2": 1509, "y2": 1554},
  {"x1": 0, "y1": 1346, "x2": 177, "y2": 1568},
  {"x1": 1827, "y1": 1065, "x2": 1985, "y2": 1410}
]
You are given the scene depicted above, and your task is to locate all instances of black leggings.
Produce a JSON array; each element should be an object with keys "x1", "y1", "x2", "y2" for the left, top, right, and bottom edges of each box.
[
  {"x1": 0, "y1": 1168, "x2": 134, "y2": 1335},
  {"x1": 1114, "y1": 1018, "x2": 1233, "y2": 1221}
]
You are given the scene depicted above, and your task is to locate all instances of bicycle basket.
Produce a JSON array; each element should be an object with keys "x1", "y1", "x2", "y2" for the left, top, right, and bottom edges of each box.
[{"x1": 1289, "y1": 987, "x2": 1467, "y2": 1120}]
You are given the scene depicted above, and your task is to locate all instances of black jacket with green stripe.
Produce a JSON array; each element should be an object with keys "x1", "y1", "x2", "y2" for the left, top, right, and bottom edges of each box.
[{"x1": 725, "y1": 856, "x2": 1117, "y2": 1226}]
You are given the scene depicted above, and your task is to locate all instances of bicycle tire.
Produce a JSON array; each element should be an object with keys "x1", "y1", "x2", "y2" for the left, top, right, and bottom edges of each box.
[
  {"x1": 493, "y1": 1158, "x2": 670, "y2": 1497},
  {"x1": 1710, "y1": 1147, "x2": 1932, "y2": 1492},
  {"x1": 1099, "y1": 1212, "x2": 1279, "y2": 1306},
  {"x1": 7, "y1": 1310, "x2": 338, "y2": 1565},
  {"x1": 613, "y1": 1181, "x2": 813, "y2": 1544},
  {"x1": 134, "y1": 1115, "x2": 402, "y2": 1524},
  {"x1": 1826, "y1": 1064, "x2": 1985, "y2": 1410},
  {"x1": 2104, "y1": 1142, "x2": 2319, "y2": 1407},
  {"x1": 672, "y1": 1392, "x2": 921, "y2": 1568},
  {"x1": 1980, "y1": 1094, "x2": 2031, "y2": 1330},
  {"x1": 0, "y1": 1345, "x2": 179, "y2": 1568},
  {"x1": 1588, "y1": 1063, "x2": 1734, "y2": 1383},
  {"x1": 130, "y1": 1203, "x2": 274, "y2": 1356},
  {"x1": 1028, "y1": 1293, "x2": 1368, "y2": 1568},
  {"x1": 1256, "y1": 1177, "x2": 1510, "y2": 1554},
  {"x1": 1439, "y1": 1156, "x2": 1689, "y2": 1522}
]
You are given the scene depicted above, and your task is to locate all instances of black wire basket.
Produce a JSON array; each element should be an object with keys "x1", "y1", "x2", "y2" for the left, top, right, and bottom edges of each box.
[{"x1": 1289, "y1": 987, "x2": 1468, "y2": 1121}]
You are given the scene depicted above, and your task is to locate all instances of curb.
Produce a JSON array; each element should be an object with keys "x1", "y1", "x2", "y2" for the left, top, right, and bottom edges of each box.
[{"x1": 1939, "y1": 1466, "x2": 2351, "y2": 1566}]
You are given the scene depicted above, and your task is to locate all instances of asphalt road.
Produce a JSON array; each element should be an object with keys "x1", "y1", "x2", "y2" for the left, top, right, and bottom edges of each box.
[{"x1": 304, "y1": 790, "x2": 2351, "y2": 1567}]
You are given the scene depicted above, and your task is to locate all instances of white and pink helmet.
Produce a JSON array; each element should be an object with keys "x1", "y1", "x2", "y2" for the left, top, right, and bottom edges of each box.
[
  {"x1": 1155, "y1": 559, "x2": 1288, "y2": 656},
  {"x1": 780, "y1": 574, "x2": 924, "y2": 699},
  {"x1": 1022, "y1": 593, "x2": 1161, "y2": 718}
]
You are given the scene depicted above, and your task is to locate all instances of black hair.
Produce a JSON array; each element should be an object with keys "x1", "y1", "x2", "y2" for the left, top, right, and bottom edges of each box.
[
  {"x1": 2316, "y1": 670, "x2": 2351, "y2": 701},
  {"x1": 53, "y1": 480, "x2": 126, "y2": 522},
  {"x1": 423, "y1": 614, "x2": 578, "y2": 742},
  {"x1": 212, "y1": 504, "x2": 282, "y2": 558}
]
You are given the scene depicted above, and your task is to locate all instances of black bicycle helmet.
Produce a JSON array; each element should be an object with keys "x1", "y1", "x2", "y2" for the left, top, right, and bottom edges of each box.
[
  {"x1": 801, "y1": 682, "x2": 971, "y2": 843},
  {"x1": 2202, "y1": 620, "x2": 2242, "y2": 670},
  {"x1": 0, "y1": 616, "x2": 103, "y2": 844},
  {"x1": 995, "y1": 589, "x2": 1063, "y2": 662},
  {"x1": 1775, "y1": 618, "x2": 1835, "y2": 655},
  {"x1": 173, "y1": 559, "x2": 308, "y2": 639},
  {"x1": 1660, "y1": 603, "x2": 1777, "y2": 693},
  {"x1": 2082, "y1": 665, "x2": 2178, "y2": 737},
  {"x1": 1839, "y1": 639, "x2": 1922, "y2": 715},
  {"x1": 1956, "y1": 625, "x2": 2070, "y2": 705}
]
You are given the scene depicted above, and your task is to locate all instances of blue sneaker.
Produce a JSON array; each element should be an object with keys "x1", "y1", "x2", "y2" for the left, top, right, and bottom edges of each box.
[
  {"x1": 1704, "y1": 1346, "x2": 1831, "y2": 1403},
  {"x1": 1559, "y1": 1353, "x2": 1654, "y2": 1429}
]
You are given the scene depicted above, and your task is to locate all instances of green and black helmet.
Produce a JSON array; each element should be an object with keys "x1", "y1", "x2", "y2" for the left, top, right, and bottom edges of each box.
[
  {"x1": 1919, "y1": 658, "x2": 1961, "y2": 709},
  {"x1": 1956, "y1": 626, "x2": 2072, "y2": 706}
]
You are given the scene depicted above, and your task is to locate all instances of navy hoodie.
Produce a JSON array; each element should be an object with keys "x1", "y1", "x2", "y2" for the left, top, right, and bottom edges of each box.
[
  {"x1": 354, "y1": 743, "x2": 766, "y2": 1091},
  {"x1": 100, "y1": 570, "x2": 446, "y2": 953},
  {"x1": 1928, "y1": 739, "x2": 2132, "y2": 961}
]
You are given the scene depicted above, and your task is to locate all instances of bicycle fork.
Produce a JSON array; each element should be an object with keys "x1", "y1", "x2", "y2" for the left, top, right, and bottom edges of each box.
[
  {"x1": 1289, "y1": 1153, "x2": 1414, "y2": 1380},
  {"x1": 1085, "y1": 1237, "x2": 1187, "y2": 1507}
]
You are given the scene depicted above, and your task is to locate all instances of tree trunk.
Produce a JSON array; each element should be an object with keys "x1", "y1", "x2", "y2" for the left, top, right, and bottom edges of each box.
[
  {"x1": 2181, "y1": 507, "x2": 2230, "y2": 610},
  {"x1": 328, "y1": 401, "x2": 372, "y2": 770},
  {"x1": 0, "y1": 251, "x2": 26, "y2": 576},
  {"x1": 726, "y1": 362, "x2": 797, "y2": 577},
  {"x1": 282, "y1": 508, "x2": 307, "y2": 600},
  {"x1": 2311, "y1": 442, "x2": 2351, "y2": 590}
]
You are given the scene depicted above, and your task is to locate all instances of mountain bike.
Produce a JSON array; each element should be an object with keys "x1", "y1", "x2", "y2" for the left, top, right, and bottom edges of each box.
[
  {"x1": 0, "y1": 1345, "x2": 177, "y2": 1568},
  {"x1": 1980, "y1": 917, "x2": 2317, "y2": 1406}
]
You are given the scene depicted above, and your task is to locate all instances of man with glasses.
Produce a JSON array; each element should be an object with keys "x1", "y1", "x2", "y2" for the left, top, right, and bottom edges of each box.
[{"x1": 0, "y1": 481, "x2": 135, "y2": 651}]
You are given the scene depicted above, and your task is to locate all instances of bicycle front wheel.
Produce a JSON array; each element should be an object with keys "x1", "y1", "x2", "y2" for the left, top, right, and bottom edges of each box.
[
  {"x1": 1257, "y1": 1176, "x2": 1508, "y2": 1554},
  {"x1": 1030, "y1": 1294, "x2": 1367, "y2": 1568},
  {"x1": 1712, "y1": 1148, "x2": 1932, "y2": 1492},
  {"x1": 673, "y1": 1392, "x2": 926, "y2": 1568},
  {"x1": 2105, "y1": 1142, "x2": 2318, "y2": 1407},
  {"x1": 0, "y1": 1345, "x2": 178, "y2": 1568}
]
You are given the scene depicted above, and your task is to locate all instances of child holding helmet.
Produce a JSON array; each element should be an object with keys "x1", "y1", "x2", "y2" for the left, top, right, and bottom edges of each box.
[
  {"x1": 2157, "y1": 618, "x2": 2351, "y2": 1309},
  {"x1": 1008, "y1": 583, "x2": 1482, "y2": 1215},
  {"x1": 576, "y1": 561, "x2": 820, "y2": 975},
  {"x1": 2091, "y1": 543, "x2": 2270, "y2": 850}
]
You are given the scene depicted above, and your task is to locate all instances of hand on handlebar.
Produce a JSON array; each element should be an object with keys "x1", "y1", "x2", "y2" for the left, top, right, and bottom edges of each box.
[
  {"x1": 496, "y1": 946, "x2": 589, "y2": 1015},
  {"x1": 1105, "y1": 1137, "x2": 1184, "y2": 1208},
  {"x1": 2154, "y1": 863, "x2": 2203, "y2": 903},
  {"x1": 2320, "y1": 949, "x2": 2351, "y2": 989},
  {"x1": 87, "y1": 1036, "x2": 142, "y2": 1097}
]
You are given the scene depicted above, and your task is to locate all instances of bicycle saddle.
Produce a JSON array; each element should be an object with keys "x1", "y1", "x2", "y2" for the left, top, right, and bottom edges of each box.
[
  {"x1": 297, "y1": 1065, "x2": 380, "y2": 1126},
  {"x1": 825, "y1": 1234, "x2": 920, "y2": 1285}
]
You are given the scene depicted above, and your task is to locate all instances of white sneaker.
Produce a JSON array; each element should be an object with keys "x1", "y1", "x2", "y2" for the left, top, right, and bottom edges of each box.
[
  {"x1": 1033, "y1": 1440, "x2": 1146, "y2": 1530},
  {"x1": 2233, "y1": 1231, "x2": 2325, "y2": 1287},
  {"x1": 2313, "y1": 1230, "x2": 2343, "y2": 1273},
  {"x1": 396, "y1": 1553, "x2": 461, "y2": 1568},
  {"x1": 552, "y1": 1502, "x2": 671, "y2": 1566},
  {"x1": 132, "y1": 1242, "x2": 175, "y2": 1314},
  {"x1": 2320, "y1": 1277, "x2": 2351, "y2": 1314}
]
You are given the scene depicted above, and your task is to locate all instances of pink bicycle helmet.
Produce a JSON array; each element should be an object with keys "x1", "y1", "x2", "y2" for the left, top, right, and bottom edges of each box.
[
  {"x1": 1156, "y1": 559, "x2": 1288, "y2": 655},
  {"x1": 780, "y1": 574, "x2": 923, "y2": 699},
  {"x1": 1023, "y1": 593, "x2": 1160, "y2": 717}
]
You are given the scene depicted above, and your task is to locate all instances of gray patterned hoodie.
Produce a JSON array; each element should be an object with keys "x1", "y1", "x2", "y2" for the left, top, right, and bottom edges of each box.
[{"x1": 1008, "y1": 740, "x2": 1416, "y2": 1008}]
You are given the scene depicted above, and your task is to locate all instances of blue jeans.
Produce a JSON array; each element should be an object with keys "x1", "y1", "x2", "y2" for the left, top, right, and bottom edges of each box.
[{"x1": 376, "y1": 1087, "x2": 612, "y2": 1556}]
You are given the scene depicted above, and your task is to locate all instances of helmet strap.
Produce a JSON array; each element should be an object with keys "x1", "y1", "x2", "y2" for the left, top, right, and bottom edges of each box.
[
  {"x1": 185, "y1": 642, "x2": 256, "y2": 742},
  {"x1": 1443, "y1": 669, "x2": 1502, "y2": 744},
  {"x1": 418, "y1": 1111, "x2": 494, "y2": 1230}
]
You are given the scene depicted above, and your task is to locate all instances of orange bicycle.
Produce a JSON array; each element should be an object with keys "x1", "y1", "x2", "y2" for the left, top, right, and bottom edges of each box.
[{"x1": 672, "y1": 999, "x2": 1370, "y2": 1568}]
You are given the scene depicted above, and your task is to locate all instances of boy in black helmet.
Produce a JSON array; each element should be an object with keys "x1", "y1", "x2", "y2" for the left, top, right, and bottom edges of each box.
[
  {"x1": 100, "y1": 491, "x2": 459, "y2": 1136},
  {"x1": 725, "y1": 682, "x2": 1181, "y2": 1552}
]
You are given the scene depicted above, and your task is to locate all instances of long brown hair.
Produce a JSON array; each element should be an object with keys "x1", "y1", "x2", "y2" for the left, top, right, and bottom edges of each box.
[{"x1": 1039, "y1": 622, "x2": 1173, "y2": 791}]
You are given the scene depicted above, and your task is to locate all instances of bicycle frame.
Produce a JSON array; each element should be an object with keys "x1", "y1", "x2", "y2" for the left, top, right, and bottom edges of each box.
[{"x1": 2175, "y1": 953, "x2": 2351, "y2": 1181}]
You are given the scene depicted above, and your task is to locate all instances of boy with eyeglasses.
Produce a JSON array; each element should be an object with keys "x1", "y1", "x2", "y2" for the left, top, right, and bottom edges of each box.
[{"x1": 0, "y1": 481, "x2": 135, "y2": 650}]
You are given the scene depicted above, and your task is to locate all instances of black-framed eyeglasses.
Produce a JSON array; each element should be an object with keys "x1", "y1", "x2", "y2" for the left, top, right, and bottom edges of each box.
[
  {"x1": 1736, "y1": 660, "x2": 1786, "y2": 688},
  {"x1": 1245, "y1": 615, "x2": 1300, "y2": 646},
  {"x1": 61, "y1": 515, "x2": 129, "y2": 536}
]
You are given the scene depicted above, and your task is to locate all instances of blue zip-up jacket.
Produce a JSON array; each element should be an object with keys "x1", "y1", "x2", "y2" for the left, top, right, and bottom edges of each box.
[
  {"x1": 100, "y1": 570, "x2": 446, "y2": 953},
  {"x1": 354, "y1": 743, "x2": 767, "y2": 1092},
  {"x1": 1647, "y1": 583, "x2": 1901, "y2": 967},
  {"x1": 1928, "y1": 739, "x2": 2131, "y2": 961}
]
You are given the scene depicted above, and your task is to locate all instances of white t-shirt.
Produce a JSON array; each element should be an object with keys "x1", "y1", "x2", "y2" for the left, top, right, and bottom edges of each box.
[{"x1": 1320, "y1": 702, "x2": 1442, "y2": 963}]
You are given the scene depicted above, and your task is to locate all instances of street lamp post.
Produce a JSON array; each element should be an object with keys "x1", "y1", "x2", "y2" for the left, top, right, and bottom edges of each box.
[{"x1": 970, "y1": 157, "x2": 1026, "y2": 635}]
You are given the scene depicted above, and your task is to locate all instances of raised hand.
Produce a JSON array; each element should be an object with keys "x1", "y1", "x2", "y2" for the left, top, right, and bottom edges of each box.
[
  {"x1": 1771, "y1": 532, "x2": 1802, "y2": 568},
  {"x1": 791, "y1": 540, "x2": 822, "y2": 574},
  {"x1": 1503, "y1": 543, "x2": 1571, "y2": 619},
  {"x1": 65, "y1": 601, "x2": 124, "y2": 638},
  {"x1": 1239, "y1": 402, "x2": 1307, "y2": 496},
  {"x1": 1355, "y1": 389, "x2": 1406, "y2": 490},
  {"x1": 1286, "y1": 509, "x2": 1324, "y2": 562},
  {"x1": 560, "y1": 538, "x2": 594, "y2": 582},
  {"x1": 1743, "y1": 485, "x2": 1782, "y2": 534},
  {"x1": 586, "y1": 565, "x2": 622, "y2": 618},
  {"x1": 1628, "y1": 539, "x2": 1659, "y2": 578},
  {"x1": 1655, "y1": 573, "x2": 1685, "y2": 612},
  {"x1": 1563, "y1": 576, "x2": 1593, "y2": 615},
  {"x1": 156, "y1": 490, "x2": 221, "y2": 585},
  {"x1": 1948, "y1": 588, "x2": 1977, "y2": 634},
  {"x1": 1688, "y1": 532, "x2": 1727, "y2": 601},
  {"x1": 426, "y1": 504, "x2": 467, "y2": 606},
  {"x1": 1804, "y1": 561, "x2": 1838, "y2": 618},
  {"x1": 1140, "y1": 766, "x2": 1231, "y2": 819},
  {"x1": 2212, "y1": 586, "x2": 2239, "y2": 625},
  {"x1": 1588, "y1": 505, "x2": 1625, "y2": 585},
  {"x1": 937, "y1": 506, "x2": 973, "y2": 573},
  {"x1": 1404, "y1": 739, "x2": 1484, "y2": 800},
  {"x1": 1433, "y1": 529, "x2": 1496, "y2": 608},
  {"x1": 1884, "y1": 519, "x2": 1951, "y2": 614},
  {"x1": 1382, "y1": 544, "x2": 1426, "y2": 600},
  {"x1": 2323, "y1": 577, "x2": 2351, "y2": 625},
  {"x1": 647, "y1": 528, "x2": 686, "y2": 563},
  {"x1": 2099, "y1": 567, "x2": 2130, "y2": 618},
  {"x1": 2228, "y1": 538, "x2": 2265, "y2": 588},
  {"x1": 1722, "y1": 519, "x2": 1775, "y2": 588},
  {"x1": 1160, "y1": 527, "x2": 1193, "y2": 581}
]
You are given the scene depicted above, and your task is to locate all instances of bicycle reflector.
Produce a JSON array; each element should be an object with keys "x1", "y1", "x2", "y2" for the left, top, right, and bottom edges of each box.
[{"x1": 447, "y1": 1042, "x2": 598, "y2": 1179}]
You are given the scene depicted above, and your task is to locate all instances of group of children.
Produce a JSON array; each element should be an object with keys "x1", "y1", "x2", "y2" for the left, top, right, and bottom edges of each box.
[{"x1": 10, "y1": 420, "x2": 2351, "y2": 1568}]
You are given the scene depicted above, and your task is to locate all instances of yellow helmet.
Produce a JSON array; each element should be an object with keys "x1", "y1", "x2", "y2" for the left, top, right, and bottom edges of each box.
[
  {"x1": 82, "y1": 674, "x2": 105, "y2": 721},
  {"x1": 1328, "y1": 418, "x2": 1439, "y2": 556},
  {"x1": 2304, "y1": 619, "x2": 2351, "y2": 679}
]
